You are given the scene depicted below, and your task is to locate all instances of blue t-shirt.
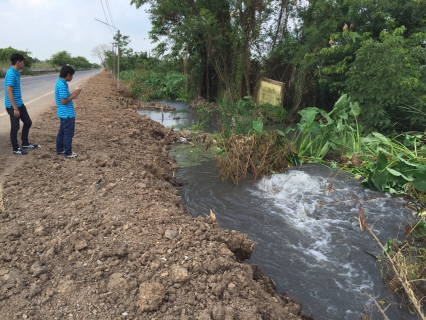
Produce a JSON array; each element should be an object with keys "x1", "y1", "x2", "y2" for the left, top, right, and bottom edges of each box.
[
  {"x1": 4, "y1": 67, "x2": 23, "y2": 108},
  {"x1": 55, "y1": 78, "x2": 75, "y2": 118}
]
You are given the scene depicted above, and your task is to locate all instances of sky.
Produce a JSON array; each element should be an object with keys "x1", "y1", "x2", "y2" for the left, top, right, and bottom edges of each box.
[{"x1": 0, "y1": 0, "x2": 155, "y2": 63}]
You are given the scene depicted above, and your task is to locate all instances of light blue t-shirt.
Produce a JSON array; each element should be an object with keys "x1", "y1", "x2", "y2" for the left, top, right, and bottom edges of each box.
[
  {"x1": 4, "y1": 67, "x2": 23, "y2": 108},
  {"x1": 55, "y1": 78, "x2": 75, "y2": 118}
]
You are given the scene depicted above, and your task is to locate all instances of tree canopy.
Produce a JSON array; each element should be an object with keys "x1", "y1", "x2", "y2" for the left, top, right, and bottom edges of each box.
[{"x1": 131, "y1": 0, "x2": 426, "y2": 132}]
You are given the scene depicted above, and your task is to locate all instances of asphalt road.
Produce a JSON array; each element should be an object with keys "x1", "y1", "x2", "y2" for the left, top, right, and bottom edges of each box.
[{"x1": 0, "y1": 69, "x2": 102, "y2": 154}]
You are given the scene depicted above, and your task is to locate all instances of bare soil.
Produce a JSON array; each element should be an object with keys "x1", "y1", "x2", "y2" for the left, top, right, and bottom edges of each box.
[{"x1": 0, "y1": 72, "x2": 312, "y2": 320}]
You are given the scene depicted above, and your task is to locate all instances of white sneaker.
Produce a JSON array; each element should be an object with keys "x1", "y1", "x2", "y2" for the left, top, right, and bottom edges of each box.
[{"x1": 64, "y1": 152, "x2": 78, "y2": 158}]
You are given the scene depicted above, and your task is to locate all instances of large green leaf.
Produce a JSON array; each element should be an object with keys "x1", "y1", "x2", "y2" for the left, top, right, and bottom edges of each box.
[
  {"x1": 350, "y1": 102, "x2": 361, "y2": 117},
  {"x1": 376, "y1": 152, "x2": 388, "y2": 170},
  {"x1": 333, "y1": 94, "x2": 349, "y2": 112},
  {"x1": 386, "y1": 167, "x2": 414, "y2": 181},
  {"x1": 371, "y1": 132, "x2": 389, "y2": 142},
  {"x1": 413, "y1": 172, "x2": 426, "y2": 192},
  {"x1": 317, "y1": 108, "x2": 334, "y2": 127},
  {"x1": 372, "y1": 168, "x2": 389, "y2": 191},
  {"x1": 252, "y1": 117, "x2": 263, "y2": 133},
  {"x1": 298, "y1": 107, "x2": 319, "y2": 126}
]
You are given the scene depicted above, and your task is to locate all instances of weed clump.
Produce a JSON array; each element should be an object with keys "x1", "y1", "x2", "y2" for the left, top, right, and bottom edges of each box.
[{"x1": 216, "y1": 131, "x2": 295, "y2": 184}]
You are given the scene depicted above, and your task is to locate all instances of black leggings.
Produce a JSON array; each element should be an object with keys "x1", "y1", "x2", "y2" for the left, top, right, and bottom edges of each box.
[{"x1": 6, "y1": 104, "x2": 32, "y2": 151}]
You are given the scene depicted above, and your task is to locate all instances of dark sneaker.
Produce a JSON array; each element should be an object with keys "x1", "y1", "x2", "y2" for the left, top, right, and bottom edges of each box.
[
  {"x1": 64, "y1": 152, "x2": 78, "y2": 158},
  {"x1": 22, "y1": 143, "x2": 39, "y2": 149},
  {"x1": 56, "y1": 150, "x2": 65, "y2": 155},
  {"x1": 13, "y1": 148, "x2": 28, "y2": 155}
]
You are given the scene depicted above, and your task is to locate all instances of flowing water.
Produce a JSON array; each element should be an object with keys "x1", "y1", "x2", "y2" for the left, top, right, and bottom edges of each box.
[{"x1": 139, "y1": 102, "x2": 418, "y2": 320}]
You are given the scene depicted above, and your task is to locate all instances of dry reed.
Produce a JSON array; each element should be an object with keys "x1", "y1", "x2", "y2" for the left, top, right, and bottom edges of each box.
[{"x1": 216, "y1": 132, "x2": 295, "y2": 184}]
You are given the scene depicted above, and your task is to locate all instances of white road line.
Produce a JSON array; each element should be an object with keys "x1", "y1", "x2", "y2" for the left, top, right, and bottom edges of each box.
[{"x1": 0, "y1": 73, "x2": 95, "y2": 117}]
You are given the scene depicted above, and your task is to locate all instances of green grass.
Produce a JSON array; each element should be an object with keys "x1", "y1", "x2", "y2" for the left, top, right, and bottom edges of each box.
[
  {"x1": 32, "y1": 61, "x2": 54, "y2": 69},
  {"x1": 1, "y1": 60, "x2": 53, "y2": 70}
]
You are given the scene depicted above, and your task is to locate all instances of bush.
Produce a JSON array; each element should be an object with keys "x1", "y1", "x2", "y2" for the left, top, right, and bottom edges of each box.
[
  {"x1": 21, "y1": 67, "x2": 33, "y2": 76},
  {"x1": 127, "y1": 71, "x2": 192, "y2": 101},
  {"x1": 345, "y1": 27, "x2": 426, "y2": 132},
  {"x1": 257, "y1": 103, "x2": 287, "y2": 123}
]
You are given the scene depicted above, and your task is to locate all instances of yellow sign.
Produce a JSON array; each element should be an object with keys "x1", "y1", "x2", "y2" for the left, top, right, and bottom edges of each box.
[{"x1": 257, "y1": 78, "x2": 285, "y2": 107}]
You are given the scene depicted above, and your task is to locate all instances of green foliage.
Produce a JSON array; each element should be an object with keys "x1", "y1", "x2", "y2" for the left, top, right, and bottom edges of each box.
[
  {"x1": 104, "y1": 35, "x2": 159, "y2": 74},
  {"x1": 288, "y1": 94, "x2": 426, "y2": 195},
  {"x1": 21, "y1": 67, "x2": 33, "y2": 76},
  {"x1": 361, "y1": 132, "x2": 426, "y2": 194},
  {"x1": 277, "y1": 0, "x2": 426, "y2": 128},
  {"x1": 50, "y1": 51, "x2": 94, "y2": 69},
  {"x1": 248, "y1": 117, "x2": 264, "y2": 137},
  {"x1": 256, "y1": 103, "x2": 287, "y2": 123},
  {"x1": 216, "y1": 97, "x2": 287, "y2": 138},
  {"x1": 126, "y1": 71, "x2": 192, "y2": 101},
  {"x1": 70, "y1": 56, "x2": 92, "y2": 69},
  {"x1": 131, "y1": 0, "x2": 275, "y2": 101},
  {"x1": 0, "y1": 46, "x2": 35, "y2": 68},
  {"x1": 345, "y1": 27, "x2": 426, "y2": 132},
  {"x1": 50, "y1": 51, "x2": 72, "y2": 67},
  {"x1": 290, "y1": 94, "x2": 363, "y2": 162}
]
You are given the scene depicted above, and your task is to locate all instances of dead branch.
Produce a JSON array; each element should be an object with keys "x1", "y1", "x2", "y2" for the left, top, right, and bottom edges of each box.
[{"x1": 361, "y1": 290, "x2": 391, "y2": 320}]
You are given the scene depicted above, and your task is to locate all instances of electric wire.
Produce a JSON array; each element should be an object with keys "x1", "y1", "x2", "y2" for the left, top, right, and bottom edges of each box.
[
  {"x1": 99, "y1": 0, "x2": 113, "y2": 36},
  {"x1": 105, "y1": 0, "x2": 115, "y2": 28}
]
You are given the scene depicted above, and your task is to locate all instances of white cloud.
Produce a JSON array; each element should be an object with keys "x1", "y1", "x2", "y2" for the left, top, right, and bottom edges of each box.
[{"x1": 0, "y1": 0, "x2": 155, "y2": 62}]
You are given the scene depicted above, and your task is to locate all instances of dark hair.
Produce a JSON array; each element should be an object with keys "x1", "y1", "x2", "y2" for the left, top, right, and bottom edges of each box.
[
  {"x1": 60, "y1": 65, "x2": 75, "y2": 78},
  {"x1": 10, "y1": 53, "x2": 25, "y2": 65}
]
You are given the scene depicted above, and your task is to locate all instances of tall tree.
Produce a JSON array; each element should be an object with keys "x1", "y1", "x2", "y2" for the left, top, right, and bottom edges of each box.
[
  {"x1": 50, "y1": 51, "x2": 72, "y2": 67},
  {"x1": 289, "y1": 0, "x2": 426, "y2": 130},
  {"x1": 131, "y1": 0, "x2": 275, "y2": 101},
  {"x1": 91, "y1": 44, "x2": 109, "y2": 67}
]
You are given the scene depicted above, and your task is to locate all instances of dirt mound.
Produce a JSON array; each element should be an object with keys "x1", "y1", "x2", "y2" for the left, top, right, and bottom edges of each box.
[{"x1": 0, "y1": 72, "x2": 312, "y2": 319}]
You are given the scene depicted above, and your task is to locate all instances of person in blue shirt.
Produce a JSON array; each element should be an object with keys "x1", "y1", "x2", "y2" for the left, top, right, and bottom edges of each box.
[
  {"x1": 55, "y1": 65, "x2": 81, "y2": 158},
  {"x1": 4, "y1": 53, "x2": 39, "y2": 155}
]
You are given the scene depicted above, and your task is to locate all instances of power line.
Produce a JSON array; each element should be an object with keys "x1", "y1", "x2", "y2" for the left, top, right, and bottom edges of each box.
[
  {"x1": 105, "y1": 0, "x2": 115, "y2": 28},
  {"x1": 100, "y1": 0, "x2": 113, "y2": 36}
]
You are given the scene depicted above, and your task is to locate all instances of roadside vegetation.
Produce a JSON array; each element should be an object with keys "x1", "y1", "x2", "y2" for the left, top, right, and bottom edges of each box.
[{"x1": 0, "y1": 46, "x2": 99, "y2": 78}]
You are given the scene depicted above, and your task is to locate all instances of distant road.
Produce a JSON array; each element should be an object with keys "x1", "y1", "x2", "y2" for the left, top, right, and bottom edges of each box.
[{"x1": 0, "y1": 69, "x2": 101, "y2": 114}]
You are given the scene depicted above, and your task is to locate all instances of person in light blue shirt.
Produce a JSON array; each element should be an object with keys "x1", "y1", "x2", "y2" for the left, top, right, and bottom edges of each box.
[
  {"x1": 4, "y1": 53, "x2": 39, "y2": 155},
  {"x1": 55, "y1": 65, "x2": 81, "y2": 158}
]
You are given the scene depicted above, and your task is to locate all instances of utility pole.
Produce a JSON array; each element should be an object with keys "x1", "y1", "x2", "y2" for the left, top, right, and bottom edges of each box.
[
  {"x1": 117, "y1": 30, "x2": 121, "y2": 90},
  {"x1": 110, "y1": 42, "x2": 116, "y2": 79},
  {"x1": 94, "y1": 18, "x2": 120, "y2": 89}
]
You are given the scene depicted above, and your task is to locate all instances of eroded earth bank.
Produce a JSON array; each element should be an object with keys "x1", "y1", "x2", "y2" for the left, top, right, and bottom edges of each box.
[{"x1": 0, "y1": 72, "x2": 312, "y2": 319}]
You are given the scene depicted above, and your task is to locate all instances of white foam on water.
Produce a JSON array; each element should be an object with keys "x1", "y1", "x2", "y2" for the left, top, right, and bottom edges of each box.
[
  {"x1": 252, "y1": 170, "x2": 387, "y2": 301},
  {"x1": 305, "y1": 248, "x2": 329, "y2": 262}
]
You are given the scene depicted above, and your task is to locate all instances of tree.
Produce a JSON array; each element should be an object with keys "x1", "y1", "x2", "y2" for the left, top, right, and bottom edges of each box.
[
  {"x1": 91, "y1": 44, "x2": 109, "y2": 67},
  {"x1": 131, "y1": 0, "x2": 276, "y2": 101},
  {"x1": 345, "y1": 27, "x2": 426, "y2": 132},
  {"x1": 271, "y1": 0, "x2": 426, "y2": 130},
  {"x1": 50, "y1": 51, "x2": 72, "y2": 67},
  {"x1": 71, "y1": 56, "x2": 92, "y2": 69},
  {"x1": 0, "y1": 47, "x2": 35, "y2": 68}
]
